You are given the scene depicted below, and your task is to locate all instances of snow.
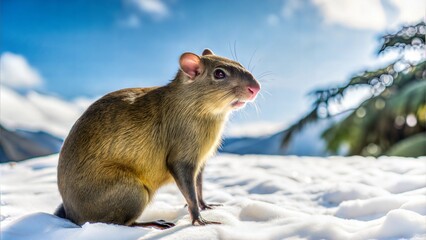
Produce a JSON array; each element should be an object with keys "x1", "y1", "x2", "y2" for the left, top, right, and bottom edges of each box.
[
  {"x1": 224, "y1": 121, "x2": 286, "y2": 138},
  {"x1": 1, "y1": 154, "x2": 425, "y2": 240}
]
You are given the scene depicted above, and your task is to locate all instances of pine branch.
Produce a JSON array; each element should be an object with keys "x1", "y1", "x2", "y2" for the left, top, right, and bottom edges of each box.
[{"x1": 379, "y1": 22, "x2": 425, "y2": 54}]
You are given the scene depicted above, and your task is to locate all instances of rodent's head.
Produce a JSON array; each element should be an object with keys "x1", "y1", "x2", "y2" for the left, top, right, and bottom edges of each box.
[{"x1": 173, "y1": 49, "x2": 261, "y2": 115}]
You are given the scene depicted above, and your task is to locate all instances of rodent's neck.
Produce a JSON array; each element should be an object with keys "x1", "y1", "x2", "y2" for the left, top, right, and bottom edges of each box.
[{"x1": 164, "y1": 79, "x2": 230, "y2": 121}]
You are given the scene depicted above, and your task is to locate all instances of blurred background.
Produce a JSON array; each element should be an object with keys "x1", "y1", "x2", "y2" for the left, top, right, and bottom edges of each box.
[{"x1": 1, "y1": 0, "x2": 425, "y2": 162}]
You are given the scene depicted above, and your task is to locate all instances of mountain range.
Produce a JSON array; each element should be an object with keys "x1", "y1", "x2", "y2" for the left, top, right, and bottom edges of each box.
[{"x1": 0, "y1": 87, "x2": 329, "y2": 162}]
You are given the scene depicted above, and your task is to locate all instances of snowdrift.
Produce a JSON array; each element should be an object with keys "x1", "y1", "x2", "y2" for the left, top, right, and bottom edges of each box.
[{"x1": 1, "y1": 154, "x2": 425, "y2": 239}]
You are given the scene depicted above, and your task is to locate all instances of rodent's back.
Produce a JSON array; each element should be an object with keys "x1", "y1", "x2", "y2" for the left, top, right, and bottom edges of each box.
[{"x1": 58, "y1": 87, "x2": 172, "y2": 192}]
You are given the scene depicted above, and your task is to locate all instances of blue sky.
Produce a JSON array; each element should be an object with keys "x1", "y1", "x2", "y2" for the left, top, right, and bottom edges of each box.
[{"x1": 1, "y1": 0, "x2": 424, "y2": 130}]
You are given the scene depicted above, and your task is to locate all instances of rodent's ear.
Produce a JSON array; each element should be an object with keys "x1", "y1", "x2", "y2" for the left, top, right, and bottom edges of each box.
[
  {"x1": 179, "y1": 52, "x2": 203, "y2": 80},
  {"x1": 202, "y1": 49, "x2": 215, "y2": 56}
]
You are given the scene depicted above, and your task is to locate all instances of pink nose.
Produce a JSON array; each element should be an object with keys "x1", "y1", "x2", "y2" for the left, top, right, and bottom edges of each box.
[{"x1": 247, "y1": 85, "x2": 260, "y2": 100}]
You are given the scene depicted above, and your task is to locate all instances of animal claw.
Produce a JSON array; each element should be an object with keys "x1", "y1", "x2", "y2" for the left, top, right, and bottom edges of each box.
[
  {"x1": 200, "y1": 202, "x2": 223, "y2": 210},
  {"x1": 192, "y1": 216, "x2": 221, "y2": 226}
]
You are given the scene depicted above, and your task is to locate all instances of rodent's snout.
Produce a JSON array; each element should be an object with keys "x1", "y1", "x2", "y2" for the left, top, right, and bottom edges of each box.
[
  {"x1": 247, "y1": 85, "x2": 260, "y2": 100},
  {"x1": 231, "y1": 81, "x2": 260, "y2": 109},
  {"x1": 247, "y1": 81, "x2": 261, "y2": 100}
]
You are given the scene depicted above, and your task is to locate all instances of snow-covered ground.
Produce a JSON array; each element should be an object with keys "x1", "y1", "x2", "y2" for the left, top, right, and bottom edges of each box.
[{"x1": 1, "y1": 154, "x2": 425, "y2": 240}]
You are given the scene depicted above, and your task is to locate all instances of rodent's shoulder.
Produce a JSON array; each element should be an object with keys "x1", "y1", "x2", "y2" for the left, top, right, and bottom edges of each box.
[
  {"x1": 100, "y1": 87, "x2": 161, "y2": 104},
  {"x1": 106, "y1": 87, "x2": 160, "y2": 98}
]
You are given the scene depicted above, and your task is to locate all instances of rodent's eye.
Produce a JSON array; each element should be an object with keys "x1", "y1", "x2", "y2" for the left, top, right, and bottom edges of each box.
[{"x1": 214, "y1": 69, "x2": 226, "y2": 79}]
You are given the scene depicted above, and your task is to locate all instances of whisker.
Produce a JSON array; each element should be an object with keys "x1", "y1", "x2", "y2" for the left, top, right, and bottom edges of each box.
[
  {"x1": 253, "y1": 102, "x2": 260, "y2": 117},
  {"x1": 233, "y1": 41, "x2": 239, "y2": 62},
  {"x1": 258, "y1": 74, "x2": 274, "y2": 79},
  {"x1": 250, "y1": 58, "x2": 263, "y2": 73},
  {"x1": 262, "y1": 89, "x2": 272, "y2": 96},
  {"x1": 256, "y1": 71, "x2": 274, "y2": 79},
  {"x1": 218, "y1": 91, "x2": 235, "y2": 103},
  {"x1": 257, "y1": 91, "x2": 266, "y2": 100},
  {"x1": 256, "y1": 102, "x2": 261, "y2": 116},
  {"x1": 257, "y1": 77, "x2": 276, "y2": 85},
  {"x1": 248, "y1": 47, "x2": 259, "y2": 72},
  {"x1": 243, "y1": 110, "x2": 249, "y2": 120},
  {"x1": 228, "y1": 42, "x2": 236, "y2": 61}
]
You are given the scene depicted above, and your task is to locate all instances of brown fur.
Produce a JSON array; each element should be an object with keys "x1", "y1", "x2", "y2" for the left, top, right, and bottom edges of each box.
[{"x1": 56, "y1": 51, "x2": 260, "y2": 226}]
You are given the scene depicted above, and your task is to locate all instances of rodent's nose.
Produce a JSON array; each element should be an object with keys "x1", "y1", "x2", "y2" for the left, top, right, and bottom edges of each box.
[{"x1": 247, "y1": 85, "x2": 260, "y2": 100}]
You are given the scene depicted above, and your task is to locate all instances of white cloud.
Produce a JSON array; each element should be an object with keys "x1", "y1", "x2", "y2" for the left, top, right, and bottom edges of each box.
[
  {"x1": 0, "y1": 52, "x2": 43, "y2": 89},
  {"x1": 0, "y1": 86, "x2": 92, "y2": 138},
  {"x1": 267, "y1": 14, "x2": 280, "y2": 26},
  {"x1": 129, "y1": 0, "x2": 168, "y2": 19},
  {"x1": 312, "y1": 0, "x2": 387, "y2": 30},
  {"x1": 282, "y1": 0, "x2": 303, "y2": 18},
  {"x1": 388, "y1": 0, "x2": 425, "y2": 25},
  {"x1": 273, "y1": 0, "x2": 424, "y2": 30},
  {"x1": 118, "y1": 14, "x2": 141, "y2": 28}
]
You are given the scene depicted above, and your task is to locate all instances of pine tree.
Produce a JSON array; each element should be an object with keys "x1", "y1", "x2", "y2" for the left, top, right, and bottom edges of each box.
[{"x1": 282, "y1": 22, "x2": 426, "y2": 157}]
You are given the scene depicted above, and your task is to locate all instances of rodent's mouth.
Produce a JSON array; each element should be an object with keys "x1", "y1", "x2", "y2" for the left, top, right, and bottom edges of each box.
[{"x1": 231, "y1": 100, "x2": 247, "y2": 108}]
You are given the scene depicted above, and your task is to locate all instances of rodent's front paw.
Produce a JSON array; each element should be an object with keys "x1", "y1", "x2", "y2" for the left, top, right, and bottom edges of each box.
[
  {"x1": 191, "y1": 216, "x2": 221, "y2": 226},
  {"x1": 200, "y1": 202, "x2": 223, "y2": 210}
]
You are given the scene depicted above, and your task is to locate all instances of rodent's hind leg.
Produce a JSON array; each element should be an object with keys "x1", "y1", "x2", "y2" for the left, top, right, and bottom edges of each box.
[
  {"x1": 54, "y1": 203, "x2": 67, "y2": 218},
  {"x1": 196, "y1": 167, "x2": 223, "y2": 211},
  {"x1": 67, "y1": 172, "x2": 149, "y2": 226},
  {"x1": 131, "y1": 220, "x2": 175, "y2": 229}
]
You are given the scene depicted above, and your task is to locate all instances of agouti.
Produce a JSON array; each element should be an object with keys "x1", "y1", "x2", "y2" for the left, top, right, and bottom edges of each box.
[{"x1": 55, "y1": 49, "x2": 260, "y2": 228}]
